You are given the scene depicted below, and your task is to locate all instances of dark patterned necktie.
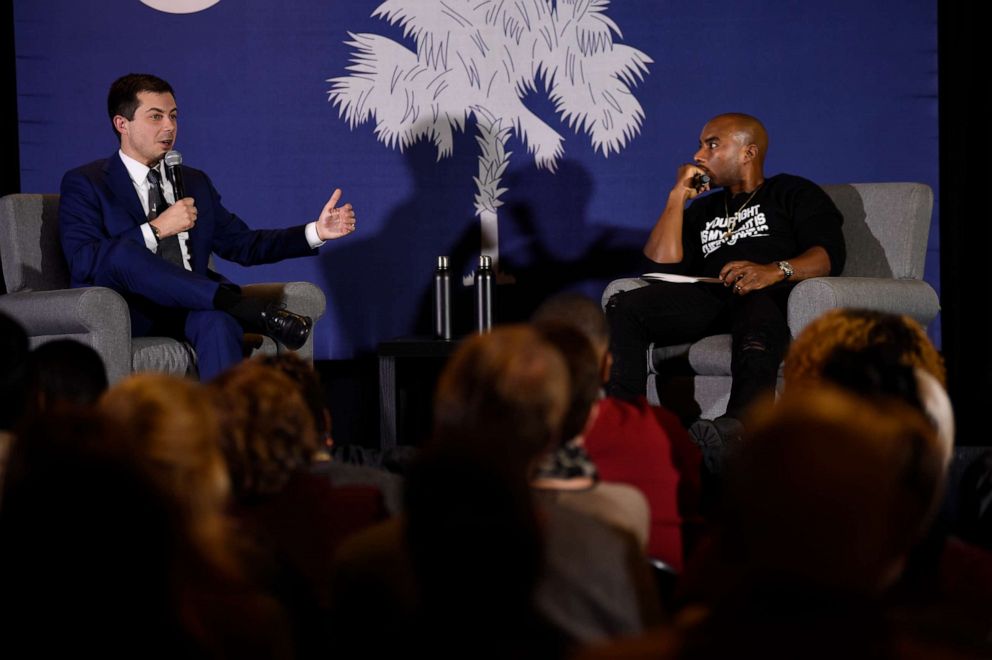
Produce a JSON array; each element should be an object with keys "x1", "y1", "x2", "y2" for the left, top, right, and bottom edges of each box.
[{"x1": 147, "y1": 168, "x2": 186, "y2": 268}]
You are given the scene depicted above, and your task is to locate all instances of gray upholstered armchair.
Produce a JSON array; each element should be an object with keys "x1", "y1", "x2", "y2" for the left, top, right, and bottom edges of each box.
[
  {"x1": 602, "y1": 182, "x2": 940, "y2": 421},
  {"x1": 0, "y1": 193, "x2": 326, "y2": 383}
]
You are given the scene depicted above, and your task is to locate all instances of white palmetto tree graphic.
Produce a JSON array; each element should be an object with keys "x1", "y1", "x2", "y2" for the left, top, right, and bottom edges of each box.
[{"x1": 328, "y1": 0, "x2": 651, "y2": 277}]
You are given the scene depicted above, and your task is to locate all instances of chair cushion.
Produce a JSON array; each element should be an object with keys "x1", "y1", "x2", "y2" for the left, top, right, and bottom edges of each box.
[{"x1": 131, "y1": 337, "x2": 196, "y2": 376}]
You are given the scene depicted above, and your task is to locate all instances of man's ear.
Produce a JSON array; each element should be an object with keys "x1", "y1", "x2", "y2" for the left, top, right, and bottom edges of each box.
[
  {"x1": 113, "y1": 115, "x2": 129, "y2": 136},
  {"x1": 742, "y1": 143, "x2": 758, "y2": 163}
]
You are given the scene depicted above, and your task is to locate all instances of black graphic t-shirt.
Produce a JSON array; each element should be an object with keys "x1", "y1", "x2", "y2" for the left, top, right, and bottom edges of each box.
[{"x1": 651, "y1": 174, "x2": 846, "y2": 279}]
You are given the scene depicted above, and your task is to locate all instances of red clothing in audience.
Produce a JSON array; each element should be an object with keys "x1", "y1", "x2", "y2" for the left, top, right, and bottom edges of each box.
[{"x1": 585, "y1": 396, "x2": 702, "y2": 570}]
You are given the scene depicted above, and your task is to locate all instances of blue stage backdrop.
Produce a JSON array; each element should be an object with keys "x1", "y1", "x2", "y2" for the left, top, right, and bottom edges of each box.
[{"x1": 14, "y1": 1, "x2": 940, "y2": 357}]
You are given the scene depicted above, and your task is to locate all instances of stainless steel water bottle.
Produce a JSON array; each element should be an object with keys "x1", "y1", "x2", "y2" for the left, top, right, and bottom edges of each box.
[
  {"x1": 475, "y1": 255, "x2": 493, "y2": 333},
  {"x1": 433, "y1": 256, "x2": 451, "y2": 340}
]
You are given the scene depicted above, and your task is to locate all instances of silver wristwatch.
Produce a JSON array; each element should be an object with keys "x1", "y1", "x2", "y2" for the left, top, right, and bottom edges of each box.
[{"x1": 777, "y1": 260, "x2": 795, "y2": 280}]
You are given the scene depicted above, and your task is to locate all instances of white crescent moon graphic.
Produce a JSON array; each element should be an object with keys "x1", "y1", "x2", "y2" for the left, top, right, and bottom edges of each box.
[{"x1": 140, "y1": 0, "x2": 220, "y2": 14}]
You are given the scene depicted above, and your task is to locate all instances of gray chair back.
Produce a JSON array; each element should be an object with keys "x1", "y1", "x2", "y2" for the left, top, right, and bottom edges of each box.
[
  {"x1": 0, "y1": 194, "x2": 69, "y2": 294},
  {"x1": 822, "y1": 183, "x2": 932, "y2": 280}
]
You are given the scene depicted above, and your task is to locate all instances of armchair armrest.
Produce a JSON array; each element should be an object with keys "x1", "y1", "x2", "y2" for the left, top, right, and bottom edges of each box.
[
  {"x1": 787, "y1": 277, "x2": 940, "y2": 337},
  {"x1": 0, "y1": 287, "x2": 133, "y2": 382}
]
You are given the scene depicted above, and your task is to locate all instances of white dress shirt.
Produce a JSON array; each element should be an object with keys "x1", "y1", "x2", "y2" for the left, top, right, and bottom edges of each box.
[{"x1": 119, "y1": 150, "x2": 193, "y2": 270}]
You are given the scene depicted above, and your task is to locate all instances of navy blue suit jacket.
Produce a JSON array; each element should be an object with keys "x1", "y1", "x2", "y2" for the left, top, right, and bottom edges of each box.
[{"x1": 59, "y1": 152, "x2": 317, "y2": 289}]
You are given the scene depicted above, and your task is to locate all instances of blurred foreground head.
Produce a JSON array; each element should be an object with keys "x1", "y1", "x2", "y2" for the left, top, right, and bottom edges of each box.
[
  {"x1": 533, "y1": 321, "x2": 602, "y2": 445},
  {"x1": 0, "y1": 409, "x2": 195, "y2": 655},
  {"x1": 406, "y1": 326, "x2": 571, "y2": 655},
  {"x1": 28, "y1": 339, "x2": 109, "y2": 412},
  {"x1": 99, "y1": 373, "x2": 232, "y2": 572},
  {"x1": 785, "y1": 308, "x2": 945, "y2": 387},
  {"x1": 255, "y1": 352, "x2": 331, "y2": 443},
  {"x1": 532, "y1": 292, "x2": 612, "y2": 383},
  {"x1": 784, "y1": 308, "x2": 952, "y2": 462},
  {"x1": 430, "y1": 325, "x2": 570, "y2": 474},
  {"x1": 726, "y1": 387, "x2": 945, "y2": 595},
  {"x1": 210, "y1": 359, "x2": 321, "y2": 501}
]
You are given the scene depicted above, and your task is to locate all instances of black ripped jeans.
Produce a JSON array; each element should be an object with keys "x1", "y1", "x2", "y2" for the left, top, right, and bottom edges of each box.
[{"x1": 605, "y1": 280, "x2": 793, "y2": 419}]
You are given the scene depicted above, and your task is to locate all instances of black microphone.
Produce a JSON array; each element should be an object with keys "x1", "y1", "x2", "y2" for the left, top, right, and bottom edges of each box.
[
  {"x1": 164, "y1": 150, "x2": 186, "y2": 199},
  {"x1": 691, "y1": 172, "x2": 711, "y2": 192}
]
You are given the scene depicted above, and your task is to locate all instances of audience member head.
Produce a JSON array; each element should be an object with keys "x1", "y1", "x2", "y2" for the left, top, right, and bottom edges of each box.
[
  {"x1": 255, "y1": 352, "x2": 331, "y2": 446},
  {"x1": 404, "y1": 450, "x2": 559, "y2": 655},
  {"x1": 724, "y1": 388, "x2": 945, "y2": 595},
  {"x1": 785, "y1": 309, "x2": 952, "y2": 462},
  {"x1": 821, "y1": 345, "x2": 955, "y2": 463},
  {"x1": 534, "y1": 321, "x2": 601, "y2": 444},
  {"x1": 27, "y1": 339, "x2": 109, "y2": 412},
  {"x1": 430, "y1": 325, "x2": 570, "y2": 474},
  {"x1": 0, "y1": 409, "x2": 195, "y2": 654},
  {"x1": 531, "y1": 321, "x2": 602, "y2": 486},
  {"x1": 784, "y1": 308, "x2": 945, "y2": 387},
  {"x1": 210, "y1": 360, "x2": 321, "y2": 502},
  {"x1": 406, "y1": 326, "x2": 569, "y2": 655},
  {"x1": 99, "y1": 373, "x2": 232, "y2": 573},
  {"x1": 532, "y1": 292, "x2": 612, "y2": 383},
  {"x1": 0, "y1": 312, "x2": 29, "y2": 432}
]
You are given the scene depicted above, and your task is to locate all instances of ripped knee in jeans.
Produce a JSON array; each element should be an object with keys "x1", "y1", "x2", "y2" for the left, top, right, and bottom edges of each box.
[{"x1": 740, "y1": 337, "x2": 770, "y2": 354}]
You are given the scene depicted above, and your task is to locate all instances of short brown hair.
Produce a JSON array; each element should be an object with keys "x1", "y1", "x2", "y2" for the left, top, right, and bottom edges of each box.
[
  {"x1": 534, "y1": 321, "x2": 601, "y2": 443},
  {"x1": 431, "y1": 326, "x2": 569, "y2": 474},
  {"x1": 107, "y1": 73, "x2": 175, "y2": 138}
]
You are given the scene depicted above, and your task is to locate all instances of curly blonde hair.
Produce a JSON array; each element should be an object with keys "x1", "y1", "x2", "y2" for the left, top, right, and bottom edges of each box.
[{"x1": 784, "y1": 309, "x2": 945, "y2": 389}]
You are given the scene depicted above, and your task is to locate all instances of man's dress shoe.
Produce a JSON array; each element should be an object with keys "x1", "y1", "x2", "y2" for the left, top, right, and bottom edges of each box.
[{"x1": 260, "y1": 305, "x2": 313, "y2": 350}]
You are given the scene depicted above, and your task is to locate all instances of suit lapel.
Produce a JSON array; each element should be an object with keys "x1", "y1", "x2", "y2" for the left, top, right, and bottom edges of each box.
[{"x1": 103, "y1": 152, "x2": 148, "y2": 227}]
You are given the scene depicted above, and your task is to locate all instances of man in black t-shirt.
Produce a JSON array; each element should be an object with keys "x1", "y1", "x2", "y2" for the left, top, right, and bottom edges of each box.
[{"x1": 605, "y1": 113, "x2": 845, "y2": 424}]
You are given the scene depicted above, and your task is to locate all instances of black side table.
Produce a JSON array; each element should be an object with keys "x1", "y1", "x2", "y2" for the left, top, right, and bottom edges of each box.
[{"x1": 378, "y1": 336, "x2": 461, "y2": 450}]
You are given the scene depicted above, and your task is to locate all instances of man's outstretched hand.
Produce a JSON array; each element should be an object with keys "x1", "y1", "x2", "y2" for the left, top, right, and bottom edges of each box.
[{"x1": 315, "y1": 188, "x2": 356, "y2": 241}]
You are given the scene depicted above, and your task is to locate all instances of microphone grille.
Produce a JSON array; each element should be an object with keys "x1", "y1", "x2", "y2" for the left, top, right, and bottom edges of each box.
[{"x1": 164, "y1": 150, "x2": 183, "y2": 167}]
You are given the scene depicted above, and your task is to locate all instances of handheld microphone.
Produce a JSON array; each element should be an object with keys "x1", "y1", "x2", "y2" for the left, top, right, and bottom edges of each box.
[
  {"x1": 164, "y1": 150, "x2": 186, "y2": 199},
  {"x1": 691, "y1": 172, "x2": 711, "y2": 192}
]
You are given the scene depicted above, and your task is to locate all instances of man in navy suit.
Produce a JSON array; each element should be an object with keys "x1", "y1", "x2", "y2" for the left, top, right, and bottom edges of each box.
[{"x1": 59, "y1": 73, "x2": 356, "y2": 380}]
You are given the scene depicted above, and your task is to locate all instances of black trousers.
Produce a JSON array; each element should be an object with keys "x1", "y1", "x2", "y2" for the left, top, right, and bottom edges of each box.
[{"x1": 605, "y1": 280, "x2": 793, "y2": 419}]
